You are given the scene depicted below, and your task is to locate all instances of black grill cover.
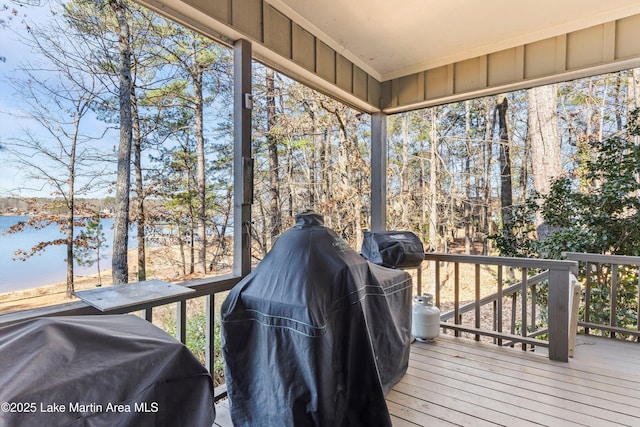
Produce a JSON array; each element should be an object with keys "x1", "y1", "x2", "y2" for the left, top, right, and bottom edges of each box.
[
  {"x1": 0, "y1": 315, "x2": 215, "y2": 427},
  {"x1": 362, "y1": 231, "x2": 425, "y2": 268},
  {"x1": 221, "y1": 212, "x2": 412, "y2": 427}
]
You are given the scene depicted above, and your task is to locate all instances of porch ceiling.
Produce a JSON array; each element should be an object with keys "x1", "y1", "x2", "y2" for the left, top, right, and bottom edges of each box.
[
  {"x1": 274, "y1": 0, "x2": 640, "y2": 81},
  {"x1": 140, "y1": 0, "x2": 640, "y2": 113}
]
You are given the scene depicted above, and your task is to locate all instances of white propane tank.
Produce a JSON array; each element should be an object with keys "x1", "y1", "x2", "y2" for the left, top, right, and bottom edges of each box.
[{"x1": 412, "y1": 293, "x2": 440, "y2": 342}]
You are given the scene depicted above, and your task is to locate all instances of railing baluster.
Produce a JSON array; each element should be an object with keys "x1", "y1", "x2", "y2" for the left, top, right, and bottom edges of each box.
[
  {"x1": 531, "y1": 281, "x2": 537, "y2": 350},
  {"x1": 435, "y1": 261, "x2": 441, "y2": 308},
  {"x1": 206, "y1": 294, "x2": 216, "y2": 374},
  {"x1": 637, "y1": 266, "x2": 640, "y2": 339},
  {"x1": 177, "y1": 300, "x2": 187, "y2": 344},
  {"x1": 611, "y1": 263, "x2": 618, "y2": 339},
  {"x1": 144, "y1": 307, "x2": 153, "y2": 323},
  {"x1": 521, "y1": 268, "x2": 528, "y2": 351},
  {"x1": 497, "y1": 265, "x2": 503, "y2": 346},
  {"x1": 475, "y1": 263, "x2": 480, "y2": 341},
  {"x1": 510, "y1": 294, "x2": 517, "y2": 347},
  {"x1": 585, "y1": 262, "x2": 592, "y2": 335},
  {"x1": 492, "y1": 298, "x2": 497, "y2": 345},
  {"x1": 454, "y1": 262, "x2": 460, "y2": 337},
  {"x1": 492, "y1": 300, "x2": 498, "y2": 344}
]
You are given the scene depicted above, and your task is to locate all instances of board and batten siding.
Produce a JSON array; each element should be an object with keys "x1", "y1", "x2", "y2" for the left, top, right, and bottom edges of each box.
[{"x1": 140, "y1": 0, "x2": 640, "y2": 114}]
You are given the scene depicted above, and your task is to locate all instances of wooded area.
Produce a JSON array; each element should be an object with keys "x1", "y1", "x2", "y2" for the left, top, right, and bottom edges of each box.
[{"x1": 2, "y1": 1, "x2": 640, "y2": 296}]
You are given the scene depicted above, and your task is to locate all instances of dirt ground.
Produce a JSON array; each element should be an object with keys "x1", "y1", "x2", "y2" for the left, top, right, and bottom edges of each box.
[
  {"x1": 0, "y1": 258, "x2": 489, "y2": 313},
  {"x1": 0, "y1": 246, "x2": 232, "y2": 315}
]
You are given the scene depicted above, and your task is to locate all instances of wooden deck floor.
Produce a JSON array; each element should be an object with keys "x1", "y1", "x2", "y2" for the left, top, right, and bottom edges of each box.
[{"x1": 214, "y1": 333, "x2": 640, "y2": 426}]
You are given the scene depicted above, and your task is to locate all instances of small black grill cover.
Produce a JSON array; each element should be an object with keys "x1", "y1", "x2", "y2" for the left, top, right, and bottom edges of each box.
[
  {"x1": 221, "y1": 212, "x2": 412, "y2": 427},
  {"x1": 0, "y1": 315, "x2": 215, "y2": 427},
  {"x1": 362, "y1": 231, "x2": 425, "y2": 268}
]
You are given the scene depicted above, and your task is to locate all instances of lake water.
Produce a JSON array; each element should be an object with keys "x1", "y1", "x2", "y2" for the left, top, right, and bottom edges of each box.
[{"x1": 0, "y1": 216, "x2": 137, "y2": 293}]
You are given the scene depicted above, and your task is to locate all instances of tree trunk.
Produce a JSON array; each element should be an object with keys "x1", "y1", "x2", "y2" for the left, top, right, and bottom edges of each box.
[
  {"x1": 177, "y1": 217, "x2": 187, "y2": 276},
  {"x1": 628, "y1": 68, "x2": 640, "y2": 145},
  {"x1": 194, "y1": 66, "x2": 207, "y2": 274},
  {"x1": 497, "y1": 95, "x2": 513, "y2": 235},
  {"x1": 464, "y1": 100, "x2": 472, "y2": 254},
  {"x1": 266, "y1": 68, "x2": 281, "y2": 243},
  {"x1": 111, "y1": 0, "x2": 133, "y2": 285},
  {"x1": 320, "y1": 127, "x2": 330, "y2": 208},
  {"x1": 419, "y1": 130, "x2": 427, "y2": 241},
  {"x1": 66, "y1": 210, "x2": 74, "y2": 297},
  {"x1": 528, "y1": 84, "x2": 561, "y2": 227},
  {"x1": 189, "y1": 204, "x2": 196, "y2": 274},
  {"x1": 614, "y1": 74, "x2": 623, "y2": 133},
  {"x1": 482, "y1": 100, "x2": 495, "y2": 255},
  {"x1": 628, "y1": 68, "x2": 640, "y2": 111},
  {"x1": 66, "y1": 121, "x2": 78, "y2": 298},
  {"x1": 287, "y1": 142, "x2": 294, "y2": 219},
  {"x1": 309, "y1": 110, "x2": 317, "y2": 208},
  {"x1": 401, "y1": 114, "x2": 410, "y2": 228},
  {"x1": 215, "y1": 185, "x2": 233, "y2": 266},
  {"x1": 428, "y1": 109, "x2": 439, "y2": 252},
  {"x1": 131, "y1": 90, "x2": 146, "y2": 281}
]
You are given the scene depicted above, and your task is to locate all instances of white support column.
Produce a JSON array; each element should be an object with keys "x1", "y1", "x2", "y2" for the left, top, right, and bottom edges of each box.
[
  {"x1": 234, "y1": 39, "x2": 253, "y2": 278},
  {"x1": 371, "y1": 112, "x2": 387, "y2": 231}
]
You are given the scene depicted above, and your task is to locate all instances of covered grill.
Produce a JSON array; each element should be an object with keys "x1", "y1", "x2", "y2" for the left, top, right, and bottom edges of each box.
[
  {"x1": 361, "y1": 230, "x2": 425, "y2": 269},
  {"x1": 0, "y1": 315, "x2": 215, "y2": 427},
  {"x1": 221, "y1": 212, "x2": 412, "y2": 426}
]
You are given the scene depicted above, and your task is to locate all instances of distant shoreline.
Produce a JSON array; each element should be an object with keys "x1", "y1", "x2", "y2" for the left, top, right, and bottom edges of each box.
[
  {"x1": 0, "y1": 196, "x2": 118, "y2": 218},
  {"x1": 0, "y1": 212, "x2": 115, "y2": 218}
]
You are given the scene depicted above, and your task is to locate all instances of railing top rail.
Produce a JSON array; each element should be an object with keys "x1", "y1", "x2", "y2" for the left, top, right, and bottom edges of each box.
[
  {"x1": 562, "y1": 252, "x2": 640, "y2": 266},
  {"x1": 424, "y1": 253, "x2": 577, "y2": 270},
  {"x1": 0, "y1": 274, "x2": 241, "y2": 328}
]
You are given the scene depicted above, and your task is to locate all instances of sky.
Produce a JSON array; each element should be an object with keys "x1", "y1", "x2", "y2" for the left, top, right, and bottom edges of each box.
[
  {"x1": 0, "y1": 1, "x2": 120, "y2": 198},
  {"x1": 0, "y1": 1, "x2": 234, "y2": 200},
  {"x1": 1, "y1": 2, "x2": 59, "y2": 197}
]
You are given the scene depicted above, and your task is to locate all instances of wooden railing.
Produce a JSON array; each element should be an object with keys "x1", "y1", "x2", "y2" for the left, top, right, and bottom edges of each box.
[
  {"x1": 0, "y1": 274, "x2": 241, "y2": 399},
  {"x1": 563, "y1": 252, "x2": 640, "y2": 339},
  {"x1": 0, "y1": 251, "x2": 580, "y2": 396},
  {"x1": 423, "y1": 253, "x2": 578, "y2": 362}
]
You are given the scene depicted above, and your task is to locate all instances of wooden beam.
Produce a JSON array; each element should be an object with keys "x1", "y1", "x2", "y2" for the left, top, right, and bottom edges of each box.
[
  {"x1": 370, "y1": 112, "x2": 387, "y2": 231},
  {"x1": 234, "y1": 39, "x2": 252, "y2": 277}
]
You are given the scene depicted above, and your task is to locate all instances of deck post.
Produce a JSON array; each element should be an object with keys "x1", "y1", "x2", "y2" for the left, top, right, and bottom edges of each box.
[
  {"x1": 234, "y1": 39, "x2": 253, "y2": 278},
  {"x1": 548, "y1": 267, "x2": 570, "y2": 362},
  {"x1": 206, "y1": 294, "x2": 216, "y2": 374},
  {"x1": 371, "y1": 112, "x2": 387, "y2": 231}
]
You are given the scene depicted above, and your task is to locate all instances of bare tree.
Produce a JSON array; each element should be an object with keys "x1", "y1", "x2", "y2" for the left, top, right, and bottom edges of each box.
[
  {"x1": 628, "y1": 68, "x2": 640, "y2": 111},
  {"x1": 266, "y1": 68, "x2": 281, "y2": 242},
  {"x1": 109, "y1": 0, "x2": 134, "y2": 285},
  {"x1": 463, "y1": 100, "x2": 472, "y2": 254},
  {"x1": 482, "y1": 98, "x2": 496, "y2": 254},
  {"x1": 3, "y1": 12, "x2": 109, "y2": 297},
  {"x1": 428, "y1": 109, "x2": 439, "y2": 252},
  {"x1": 528, "y1": 84, "x2": 562, "y2": 227},
  {"x1": 497, "y1": 95, "x2": 514, "y2": 236}
]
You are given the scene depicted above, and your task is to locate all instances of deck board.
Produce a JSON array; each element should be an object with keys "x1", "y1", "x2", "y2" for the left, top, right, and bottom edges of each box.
[
  {"x1": 214, "y1": 334, "x2": 640, "y2": 426},
  {"x1": 413, "y1": 340, "x2": 640, "y2": 403}
]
